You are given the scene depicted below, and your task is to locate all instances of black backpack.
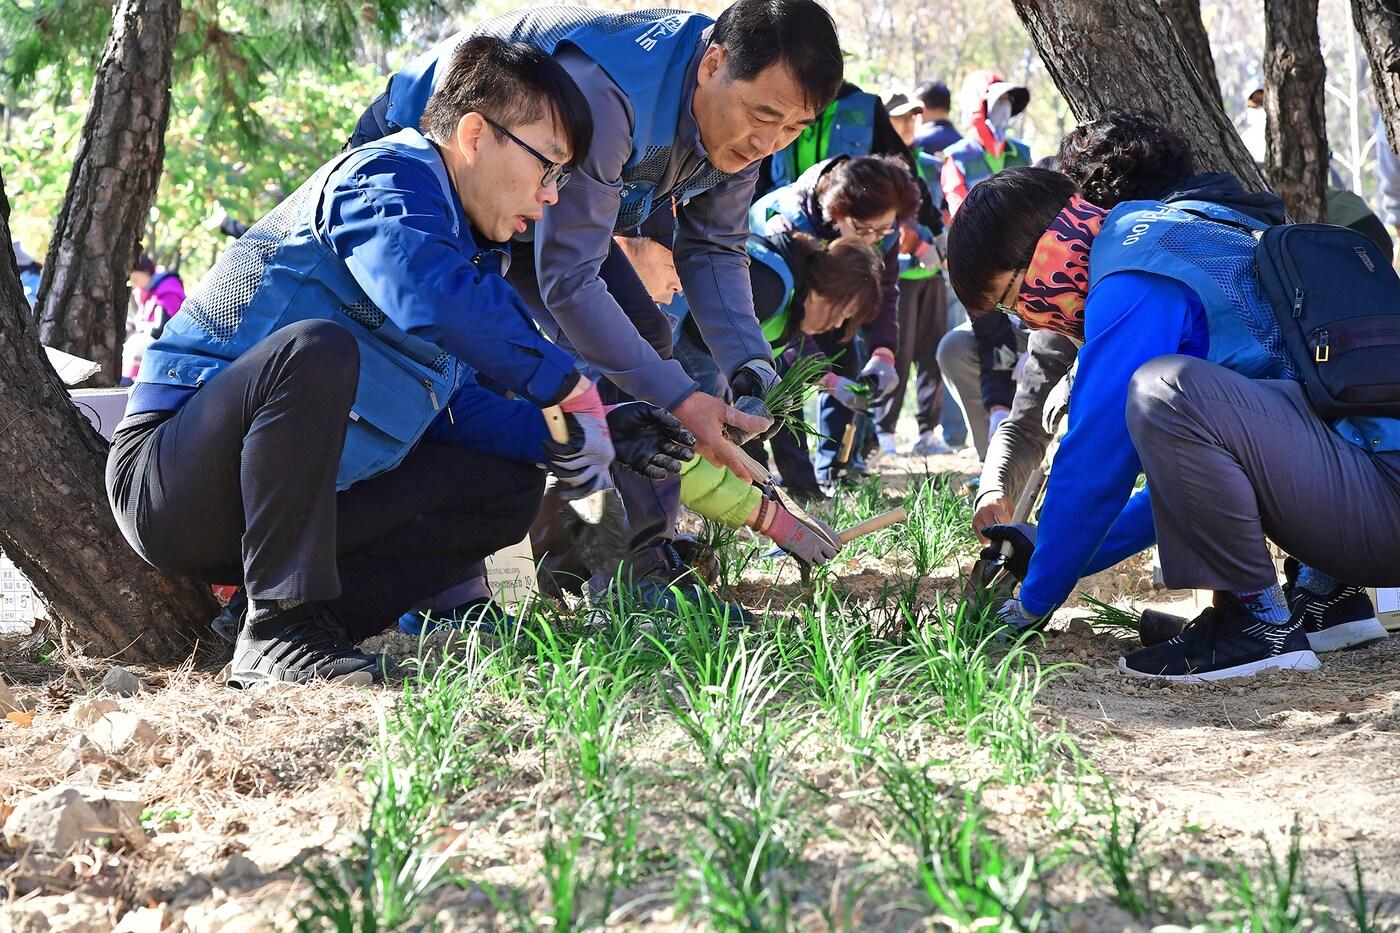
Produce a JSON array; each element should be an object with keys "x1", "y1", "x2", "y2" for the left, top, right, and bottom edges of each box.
[
  {"x1": 1190, "y1": 211, "x2": 1400, "y2": 420},
  {"x1": 1256, "y1": 223, "x2": 1400, "y2": 419}
]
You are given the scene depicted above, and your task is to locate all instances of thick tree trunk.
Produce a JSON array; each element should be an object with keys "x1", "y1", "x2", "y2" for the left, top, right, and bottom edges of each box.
[
  {"x1": 2, "y1": 179, "x2": 215, "y2": 663},
  {"x1": 1352, "y1": 0, "x2": 1400, "y2": 157},
  {"x1": 1264, "y1": 0, "x2": 1329, "y2": 223},
  {"x1": 1010, "y1": 0, "x2": 1267, "y2": 192},
  {"x1": 1158, "y1": 0, "x2": 1223, "y2": 107},
  {"x1": 35, "y1": 0, "x2": 180, "y2": 386}
]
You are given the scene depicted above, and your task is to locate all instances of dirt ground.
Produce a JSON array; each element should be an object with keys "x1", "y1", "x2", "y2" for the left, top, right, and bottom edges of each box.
[{"x1": 2, "y1": 446, "x2": 1398, "y2": 930}]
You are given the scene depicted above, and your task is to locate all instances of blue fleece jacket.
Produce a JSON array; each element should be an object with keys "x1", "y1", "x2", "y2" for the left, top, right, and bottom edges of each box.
[{"x1": 1019, "y1": 271, "x2": 1208, "y2": 615}]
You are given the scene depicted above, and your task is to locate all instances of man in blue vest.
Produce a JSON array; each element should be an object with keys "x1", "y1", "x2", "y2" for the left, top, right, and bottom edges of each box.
[
  {"x1": 350, "y1": 2, "x2": 845, "y2": 607},
  {"x1": 951, "y1": 169, "x2": 1400, "y2": 680},
  {"x1": 106, "y1": 39, "x2": 641, "y2": 686}
]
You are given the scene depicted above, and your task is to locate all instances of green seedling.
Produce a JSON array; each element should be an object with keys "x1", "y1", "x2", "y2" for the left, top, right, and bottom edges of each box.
[
  {"x1": 761, "y1": 353, "x2": 835, "y2": 438},
  {"x1": 1078, "y1": 594, "x2": 1143, "y2": 633},
  {"x1": 876, "y1": 764, "x2": 1041, "y2": 931},
  {"x1": 1090, "y1": 792, "x2": 1154, "y2": 918}
]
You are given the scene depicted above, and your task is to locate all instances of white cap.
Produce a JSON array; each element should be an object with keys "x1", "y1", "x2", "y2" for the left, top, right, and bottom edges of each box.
[{"x1": 983, "y1": 81, "x2": 1030, "y2": 116}]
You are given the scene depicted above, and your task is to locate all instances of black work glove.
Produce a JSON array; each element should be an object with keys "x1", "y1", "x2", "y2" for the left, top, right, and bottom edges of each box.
[
  {"x1": 980, "y1": 522, "x2": 1038, "y2": 581},
  {"x1": 606, "y1": 402, "x2": 696, "y2": 480},
  {"x1": 729, "y1": 358, "x2": 778, "y2": 400}
]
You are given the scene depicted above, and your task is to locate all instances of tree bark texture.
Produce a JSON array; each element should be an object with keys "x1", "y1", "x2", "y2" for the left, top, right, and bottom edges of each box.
[
  {"x1": 2, "y1": 171, "x2": 215, "y2": 664},
  {"x1": 1158, "y1": 0, "x2": 1224, "y2": 107},
  {"x1": 1352, "y1": 0, "x2": 1400, "y2": 157},
  {"x1": 1264, "y1": 0, "x2": 1329, "y2": 223},
  {"x1": 1010, "y1": 0, "x2": 1268, "y2": 192},
  {"x1": 36, "y1": 0, "x2": 181, "y2": 385}
]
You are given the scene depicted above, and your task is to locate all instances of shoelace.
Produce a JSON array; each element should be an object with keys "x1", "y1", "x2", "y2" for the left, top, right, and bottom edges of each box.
[
  {"x1": 1174, "y1": 606, "x2": 1222, "y2": 653},
  {"x1": 299, "y1": 608, "x2": 356, "y2": 658}
]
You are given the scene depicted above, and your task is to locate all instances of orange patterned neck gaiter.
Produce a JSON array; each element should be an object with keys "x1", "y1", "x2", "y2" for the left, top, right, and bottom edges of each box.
[{"x1": 1015, "y1": 195, "x2": 1106, "y2": 341}]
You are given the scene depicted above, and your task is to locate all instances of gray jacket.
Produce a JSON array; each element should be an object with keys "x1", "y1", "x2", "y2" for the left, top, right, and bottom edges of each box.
[{"x1": 531, "y1": 47, "x2": 771, "y2": 410}]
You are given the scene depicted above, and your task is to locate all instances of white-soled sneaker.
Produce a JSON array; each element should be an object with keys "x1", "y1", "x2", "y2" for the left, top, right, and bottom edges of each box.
[{"x1": 1118, "y1": 592, "x2": 1320, "y2": 682}]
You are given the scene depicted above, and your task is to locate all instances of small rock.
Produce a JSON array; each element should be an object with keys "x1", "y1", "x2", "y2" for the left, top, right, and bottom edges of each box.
[
  {"x1": 2, "y1": 892, "x2": 112, "y2": 932},
  {"x1": 64, "y1": 697, "x2": 119, "y2": 728},
  {"x1": 0, "y1": 674, "x2": 24, "y2": 714},
  {"x1": 1066, "y1": 617, "x2": 1095, "y2": 637},
  {"x1": 100, "y1": 667, "x2": 143, "y2": 697},
  {"x1": 2, "y1": 784, "x2": 146, "y2": 854},
  {"x1": 112, "y1": 906, "x2": 166, "y2": 933},
  {"x1": 217, "y1": 852, "x2": 263, "y2": 888},
  {"x1": 178, "y1": 900, "x2": 274, "y2": 933},
  {"x1": 54, "y1": 736, "x2": 106, "y2": 775},
  {"x1": 85, "y1": 712, "x2": 161, "y2": 755},
  {"x1": 68, "y1": 763, "x2": 110, "y2": 786}
]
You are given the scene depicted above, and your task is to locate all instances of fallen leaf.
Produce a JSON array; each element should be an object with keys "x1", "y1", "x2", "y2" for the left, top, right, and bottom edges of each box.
[{"x1": 6, "y1": 711, "x2": 35, "y2": 727}]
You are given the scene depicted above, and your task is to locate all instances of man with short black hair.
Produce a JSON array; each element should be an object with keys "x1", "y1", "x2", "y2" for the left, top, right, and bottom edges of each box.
[
  {"x1": 353, "y1": 1, "x2": 845, "y2": 609},
  {"x1": 109, "y1": 38, "x2": 628, "y2": 686},
  {"x1": 913, "y1": 80, "x2": 961, "y2": 157}
]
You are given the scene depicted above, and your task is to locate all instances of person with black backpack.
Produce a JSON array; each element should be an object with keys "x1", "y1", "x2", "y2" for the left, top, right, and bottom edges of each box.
[{"x1": 946, "y1": 166, "x2": 1400, "y2": 682}]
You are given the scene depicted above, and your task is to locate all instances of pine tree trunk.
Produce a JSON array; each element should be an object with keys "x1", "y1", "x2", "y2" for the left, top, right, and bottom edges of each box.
[
  {"x1": 1352, "y1": 0, "x2": 1400, "y2": 158},
  {"x1": 1010, "y1": 0, "x2": 1267, "y2": 191},
  {"x1": 1158, "y1": 0, "x2": 1223, "y2": 107},
  {"x1": 35, "y1": 0, "x2": 181, "y2": 386},
  {"x1": 2, "y1": 179, "x2": 215, "y2": 663},
  {"x1": 1265, "y1": 0, "x2": 1329, "y2": 223}
]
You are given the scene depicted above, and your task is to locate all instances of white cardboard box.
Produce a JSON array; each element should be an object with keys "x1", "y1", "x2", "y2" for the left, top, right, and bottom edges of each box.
[
  {"x1": 1370, "y1": 588, "x2": 1400, "y2": 632},
  {"x1": 483, "y1": 536, "x2": 537, "y2": 609}
]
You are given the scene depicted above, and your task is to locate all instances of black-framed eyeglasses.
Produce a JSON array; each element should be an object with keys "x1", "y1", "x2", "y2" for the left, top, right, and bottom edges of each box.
[
  {"x1": 992, "y1": 266, "x2": 1026, "y2": 318},
  {"x1": 481, "y1": 115, "x2": 571, "y2": 190}
]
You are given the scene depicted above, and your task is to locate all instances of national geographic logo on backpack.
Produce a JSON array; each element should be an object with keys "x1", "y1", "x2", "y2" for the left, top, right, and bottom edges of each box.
[
  {"x1": 635, "y1": 15, "x2": 686, "y2": 51},
  {"x1": 1355, "y1": 246, "x2": 1377, "y2": 273}
]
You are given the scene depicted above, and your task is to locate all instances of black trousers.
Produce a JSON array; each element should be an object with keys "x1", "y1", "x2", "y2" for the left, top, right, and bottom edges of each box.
[
  {"x1": 877, "y1": 275, "x2": 948, "y2": 435},
  {"x1": 106, "y1": 320, "x2": 545, "y2": 641}
]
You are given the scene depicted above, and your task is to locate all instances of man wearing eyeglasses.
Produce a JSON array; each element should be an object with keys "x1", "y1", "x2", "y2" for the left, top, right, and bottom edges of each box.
[
  {"x1": 107, "y1": 39, "x2": 650, "y2": 686},
  {"x1": 351, "y1": 0, "x2": 845, "y2": 609}
]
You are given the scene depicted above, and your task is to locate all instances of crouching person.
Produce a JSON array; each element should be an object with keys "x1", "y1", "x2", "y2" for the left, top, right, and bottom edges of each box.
[
  {"x1": 107, "y1": 38, "x2": 609, "y2": 687},
  {"x1": 948, "y1": 168, "x2": 1400, "y2": 681}
]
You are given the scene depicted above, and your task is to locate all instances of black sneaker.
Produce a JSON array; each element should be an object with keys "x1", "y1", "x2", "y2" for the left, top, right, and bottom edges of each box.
[
  {"x1": 1118, "y1": 592, "x2": 1320, "y2": 682},
  {"x1": 1281, "y1": 557, "x2": 1387, "y2": 652},
  {"x1": 1291, "y1": 586, "x2": 1387, "y2": 652},
  {"x1": 228, "y1": 602, "x2": 384, "y2": 688}
]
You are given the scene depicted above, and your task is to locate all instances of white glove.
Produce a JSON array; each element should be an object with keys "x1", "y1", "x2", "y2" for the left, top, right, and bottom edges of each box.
[{"x1": 860, "y1": 348, "x2": 898, "y2": 400}]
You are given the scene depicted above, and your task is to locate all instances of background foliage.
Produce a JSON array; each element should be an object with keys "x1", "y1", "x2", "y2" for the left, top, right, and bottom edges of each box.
[{"x1": 0, "y1": 0, "x2": 1390, "y2": 284}]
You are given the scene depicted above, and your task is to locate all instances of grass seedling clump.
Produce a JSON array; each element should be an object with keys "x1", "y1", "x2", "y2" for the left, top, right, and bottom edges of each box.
[
  {"x1": 898, "y1": 600, "x2": 1067, "y2": 780},
  {"x1": 1213, "y1": 816, "x2": 1320, "y2": 931},
  {"x1": 761, "y1": 353, "x2": 834, "y2": 438},
  {"x1": 902, "y1": 475, "x2": 976, "y2": 577},
  {"x1": 876, "y1": 762, "x2": 1042, "y2": 931},
  {"x1": 1089, "y1": 791, "x2": 1155, "y2": 918}
]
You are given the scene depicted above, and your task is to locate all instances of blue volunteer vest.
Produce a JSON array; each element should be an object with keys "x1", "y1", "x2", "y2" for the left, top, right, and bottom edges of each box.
[
  {"x1": 768, "y1": 90, "x2": 879, "y2": 190},
  {"x1": 136, "y1": 130, "x2": 472, "y2": 490},
  {"x1": 1090, "y1": 200, "x2": 1400, "y2": 450},
  {"x1": 746, "y1": 235, "x2": 796, "y2": 346},
  {"x1": 944, "y1": 135, "x2": 1030, "y2": 189},
  {"x1": 386, "y1": 7, "x2": 730, "y2": 232}
]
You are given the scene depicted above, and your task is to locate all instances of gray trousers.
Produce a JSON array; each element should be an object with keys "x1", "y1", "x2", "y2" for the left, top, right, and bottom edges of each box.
[
  {"x1": 937, "y1": 319, "x2": 1029, "y2": 460},
  {"x1": 1126, "y1": 355, "x2": 1400, "y2": 590}
]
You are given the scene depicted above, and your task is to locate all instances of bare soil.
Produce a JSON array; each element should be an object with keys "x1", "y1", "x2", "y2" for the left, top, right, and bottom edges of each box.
[{"x1": 2, "y1": 447, "x2": 1397, "y2": 930}]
